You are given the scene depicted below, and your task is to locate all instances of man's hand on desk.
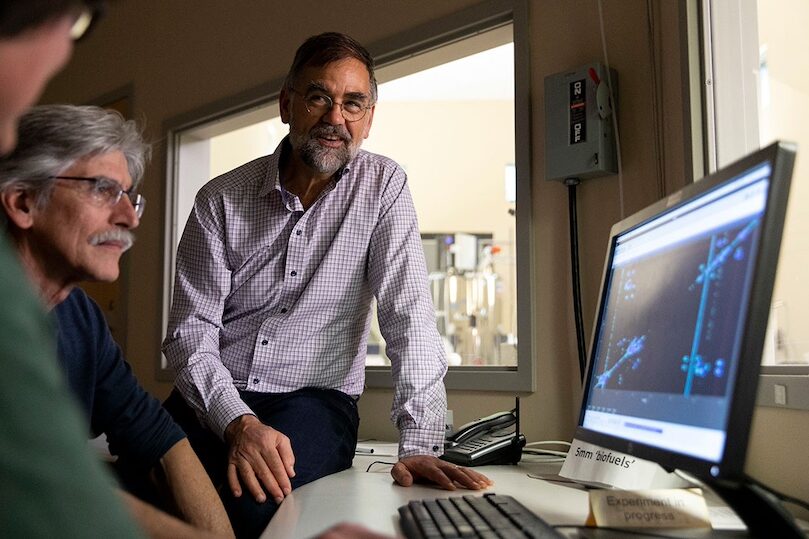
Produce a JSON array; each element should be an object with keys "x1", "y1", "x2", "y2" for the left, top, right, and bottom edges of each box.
[
  {"x1": 391, "y1": 455, "x2": 494, "y2": 491},
  {"x1": 224, "y1": 414, "x2": 295, "y2": 504}
]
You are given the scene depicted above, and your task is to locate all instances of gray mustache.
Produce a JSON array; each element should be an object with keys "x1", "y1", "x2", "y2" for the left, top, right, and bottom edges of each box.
[
  {"x1": 311, "y1": 125, "x2": 351, "y2": 142},
  {"x1": 90, "y1": 229, "x2": 135, "y2": 252}
]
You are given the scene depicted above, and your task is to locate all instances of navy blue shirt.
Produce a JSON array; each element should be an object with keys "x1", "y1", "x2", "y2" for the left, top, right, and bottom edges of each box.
[{"x1": 55, "y1": 288, "x2": 185, "y2": 471}]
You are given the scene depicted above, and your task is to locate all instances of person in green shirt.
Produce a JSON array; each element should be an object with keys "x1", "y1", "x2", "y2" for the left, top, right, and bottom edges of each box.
[
  {"x1": 0, "y1": 2, "x2": 221, "y2": 538},
  {"x1": 0, "y1": 4, "x2": 146, "y2": 536},
  {"x1": 0, "y1": 236, "x2": 145, "y2": 538}
]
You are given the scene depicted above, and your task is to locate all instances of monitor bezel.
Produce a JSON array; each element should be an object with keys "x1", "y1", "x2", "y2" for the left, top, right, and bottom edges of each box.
[{"x1": 574, "y1": 141, "x2": 796, "y2": 480}]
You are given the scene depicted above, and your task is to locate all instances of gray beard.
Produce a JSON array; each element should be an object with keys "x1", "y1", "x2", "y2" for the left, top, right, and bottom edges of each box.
[
  {"x1": 295, "y1": 136, "x2": 351, "y2": 175},
  {"x1": 288, "y1": 123, "x2": 361, "y2": 175}
]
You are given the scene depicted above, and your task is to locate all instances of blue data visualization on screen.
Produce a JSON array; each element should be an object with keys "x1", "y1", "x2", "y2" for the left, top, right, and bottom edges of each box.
[{"x1": 582, "y1": 163, "x2": 771, "y2": 463}]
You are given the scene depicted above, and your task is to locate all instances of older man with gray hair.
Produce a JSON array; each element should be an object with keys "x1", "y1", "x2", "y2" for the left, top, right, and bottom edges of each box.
[{"x1": 0, "y1": 104, "x2": 234, "y2": 538}]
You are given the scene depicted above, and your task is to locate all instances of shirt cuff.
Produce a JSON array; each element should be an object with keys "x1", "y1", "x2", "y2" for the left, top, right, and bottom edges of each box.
[
  {"x1": 398, "y1": 426, "x2": 446, "y2": 459},
  {"x1": 208, "y1": 393, "x2": 256, "y2": 440}
]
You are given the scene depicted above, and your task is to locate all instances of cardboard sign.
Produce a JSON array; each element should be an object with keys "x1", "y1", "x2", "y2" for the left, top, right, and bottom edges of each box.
[{"x1": 590, "y1": 488, "x2": 711, "y2": 529}]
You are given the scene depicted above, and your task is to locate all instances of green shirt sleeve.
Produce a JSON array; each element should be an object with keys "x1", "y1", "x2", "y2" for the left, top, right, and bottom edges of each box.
[{"x1": 0, "y1": 235, "x2": 142, "y2": 538}]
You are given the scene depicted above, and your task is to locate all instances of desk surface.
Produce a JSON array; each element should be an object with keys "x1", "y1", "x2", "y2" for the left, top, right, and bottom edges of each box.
[{"x1": 260, "y1": 442, "x2": 750, "y2": 539}]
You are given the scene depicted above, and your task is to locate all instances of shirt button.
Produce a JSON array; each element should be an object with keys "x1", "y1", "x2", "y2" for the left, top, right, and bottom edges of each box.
[
  {"x1": 295, "y1": 230, "x2": 302, "y2": 236},
  {"x1": 432, "y1": 445, "x2": 440, "y2": 452},
  {"x1": 252, "y1": 378, "x2": 259, "y2": 384},
  {"x1": 290, "y1": 270, "x2": 297, "y2": 276},
  {"x1": 280, "y1": 308, "x2": 287, "y2": 314},
  {"x1": 261, "y1": 339, "x2": 268, "y2": 345}
]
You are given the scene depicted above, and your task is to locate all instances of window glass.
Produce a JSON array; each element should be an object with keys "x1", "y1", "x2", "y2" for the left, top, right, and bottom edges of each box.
[
  {"x1": 165, "y1": 19, "x2": 529, "y2": 389},
  {"x1": 167, "y1": 25, "x2": 519, "y2": 374},
  {"x1": 756, "y1": 1, "x2": 809, "y2": 366},
  {"x1": 365, "y1": 27, "x2": 517, "y2": 367},
  {"x1": 705, "y1": 0, "x2": 809, "y2": 366}
]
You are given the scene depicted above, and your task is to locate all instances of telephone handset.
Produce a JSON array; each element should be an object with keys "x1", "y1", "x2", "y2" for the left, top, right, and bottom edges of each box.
[
  {"x1": 440, "y1": 398, "x2": 526, "y2": 467},
  {"x1": 447, "y1": 410, "x2": 516, "y2": 445}
]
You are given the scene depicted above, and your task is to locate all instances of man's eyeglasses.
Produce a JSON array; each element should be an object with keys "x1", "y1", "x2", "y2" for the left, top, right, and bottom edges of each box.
[
  {"x1": 50, "y1": 175, "x2": 146, "y2": 218},
  {"x1": 290, "y1": 88, "x2": 372, "y2": 122},
  {"x1": 70, "y1": 2, "x2": 105, "y2": 42}
]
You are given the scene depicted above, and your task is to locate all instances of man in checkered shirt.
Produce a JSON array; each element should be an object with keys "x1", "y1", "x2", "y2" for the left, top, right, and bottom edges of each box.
[{"x1": 162, "y1": 32, "x2": 491, "y2": 537}]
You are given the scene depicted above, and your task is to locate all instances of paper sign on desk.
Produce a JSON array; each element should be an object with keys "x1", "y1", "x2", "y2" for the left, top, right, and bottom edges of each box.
[
  {"x1": 559, "y1": 438, "x2": 689, "y2": 489},
  {"x1": 590, "y1": 488, "x2": 711, "y2": 528}
]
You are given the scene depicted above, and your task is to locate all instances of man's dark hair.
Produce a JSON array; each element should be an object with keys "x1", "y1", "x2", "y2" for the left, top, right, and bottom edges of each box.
[
  {"x1": 284, "y1": 32, "x2": 378, "y2": 104},
  {"x1": 0, "y1": 0, "x2": 98, "y2": 38}
]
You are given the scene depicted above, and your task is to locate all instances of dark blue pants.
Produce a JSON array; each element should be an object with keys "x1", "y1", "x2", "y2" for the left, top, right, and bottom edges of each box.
[{"x1": 163, "y1": 387, "x2": 359, "y2": 539}]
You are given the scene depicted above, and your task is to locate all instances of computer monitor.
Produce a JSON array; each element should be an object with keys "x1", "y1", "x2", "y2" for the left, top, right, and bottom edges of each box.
[{"x1": 574, "y1": 141, "x2": 802, "y2": 537}]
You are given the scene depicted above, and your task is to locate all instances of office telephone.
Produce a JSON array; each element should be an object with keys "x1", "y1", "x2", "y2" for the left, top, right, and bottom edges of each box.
[{"x1": 440, "y1": 399, "x2": 526, "y2": 467}]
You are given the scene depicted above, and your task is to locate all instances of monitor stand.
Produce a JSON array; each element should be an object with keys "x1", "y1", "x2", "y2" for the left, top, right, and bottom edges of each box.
[{"x1": 708, "y1": 478, "x2": 805, "y2": 538}]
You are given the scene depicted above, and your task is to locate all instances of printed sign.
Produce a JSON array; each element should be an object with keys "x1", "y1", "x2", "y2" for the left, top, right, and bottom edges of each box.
[
  {"x1": 569, "y1": 78, "x2": 586, "y2": 145},
  {"x1": 560, "y1": 438, "x2": 689, "y2": 490}
]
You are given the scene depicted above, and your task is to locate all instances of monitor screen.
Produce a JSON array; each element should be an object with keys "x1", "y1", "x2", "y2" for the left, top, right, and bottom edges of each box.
[{"x1": 575, "y1": 142, "x2": 795, "y2": 479}]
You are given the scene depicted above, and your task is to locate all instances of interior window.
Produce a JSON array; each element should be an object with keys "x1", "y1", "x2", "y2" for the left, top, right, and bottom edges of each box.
[
  {"x1": 164, "y1": 10, "x2": 532, "y2": 391},
  {"x1": 364, "y1": 26, "x2": 516, "y2": 368},
  {"x1": 704, "y1": 1, "x2": 809, "y2": 367},
  {"x1": 756, "y1": 2, "x2": 809, "y2": 366}
]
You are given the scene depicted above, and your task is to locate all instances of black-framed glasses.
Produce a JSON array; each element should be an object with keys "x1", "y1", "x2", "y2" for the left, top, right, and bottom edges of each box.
[
  {"x1": 290, "y1": 88, "x2": 372, "y2": 122},
  {"x1": 70, "y1": 2, "x2": 105, "y2": 42},
  {"x1": 50, "y1": 175, "x2": 146, "y2": 218}
]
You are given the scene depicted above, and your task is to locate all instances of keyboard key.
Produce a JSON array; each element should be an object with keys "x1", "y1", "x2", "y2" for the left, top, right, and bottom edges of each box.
[
  {"x1": 437, "y1": 499, "x2": 475, "y2": 537},
  {"x1": 423, "y1": 499, "x2": 459, "y2": 538},
  {"x1": 451, "y1": 497, "x2": 492, "y2": 533},
  {"x1": 409, "y1": 502, "x2": 442, "y2": 538},
  {"x1": 465, "y1": 496, "x2": 518, "y2": 531}
]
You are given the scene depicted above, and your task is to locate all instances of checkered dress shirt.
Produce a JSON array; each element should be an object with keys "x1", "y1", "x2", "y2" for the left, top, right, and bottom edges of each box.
[{"x1": 163, "y1": 139, "x2": 447, "y2": 458}]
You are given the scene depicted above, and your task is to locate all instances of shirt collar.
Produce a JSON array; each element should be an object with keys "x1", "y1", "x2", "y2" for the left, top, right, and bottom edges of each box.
[{"x1": 257, "y1": 138, "x2": 286, "y2": 199}]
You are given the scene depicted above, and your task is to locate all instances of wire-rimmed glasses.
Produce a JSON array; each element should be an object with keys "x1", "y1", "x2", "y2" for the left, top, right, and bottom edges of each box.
[
  {"x1": 50, "y1": 175, "x2": 146, "y2": 218},
  {"x1": 290, "y1": 88, "x2": 372, "y2": 122}
]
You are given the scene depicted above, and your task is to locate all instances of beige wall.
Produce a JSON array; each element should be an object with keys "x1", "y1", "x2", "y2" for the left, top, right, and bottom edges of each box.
[
  {"x1": 367, "y1": 101, "x2": 514, "y2": 236},
  {"x1": 40, "y1": 0, "x2": 809, "y2": 511}
]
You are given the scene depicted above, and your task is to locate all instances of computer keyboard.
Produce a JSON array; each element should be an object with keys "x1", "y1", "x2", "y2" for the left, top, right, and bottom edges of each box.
[{"x1": 398, "y1": 492, "x2": 564, "y2": 538}]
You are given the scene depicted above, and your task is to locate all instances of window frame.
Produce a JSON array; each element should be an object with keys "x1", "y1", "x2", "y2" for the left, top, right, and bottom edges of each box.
[{"x1": 160, "y1": 0, "x2": 534, "y2": 392}]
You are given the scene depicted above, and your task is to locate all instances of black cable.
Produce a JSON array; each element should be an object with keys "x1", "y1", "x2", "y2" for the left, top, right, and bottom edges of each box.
[
  {"x1": 365, "y1": 461, "x2": 396, "y2": 473},
  {"x1": 566, "y1": 178, "x2": 587, "y2": 383},
  {"x1": 746, "y1": 474, "x2": 809, "y2": 512}
]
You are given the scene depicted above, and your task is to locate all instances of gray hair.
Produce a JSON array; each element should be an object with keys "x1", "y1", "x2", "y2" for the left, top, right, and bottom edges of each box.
[{"x1": 0, "y1": 104, "x2": 150, "y2": 211}]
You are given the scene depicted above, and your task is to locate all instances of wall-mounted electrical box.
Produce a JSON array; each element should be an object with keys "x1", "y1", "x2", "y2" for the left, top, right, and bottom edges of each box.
[{"x1": 544, "y1": 63, "x2": 618, "y2": 181}]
